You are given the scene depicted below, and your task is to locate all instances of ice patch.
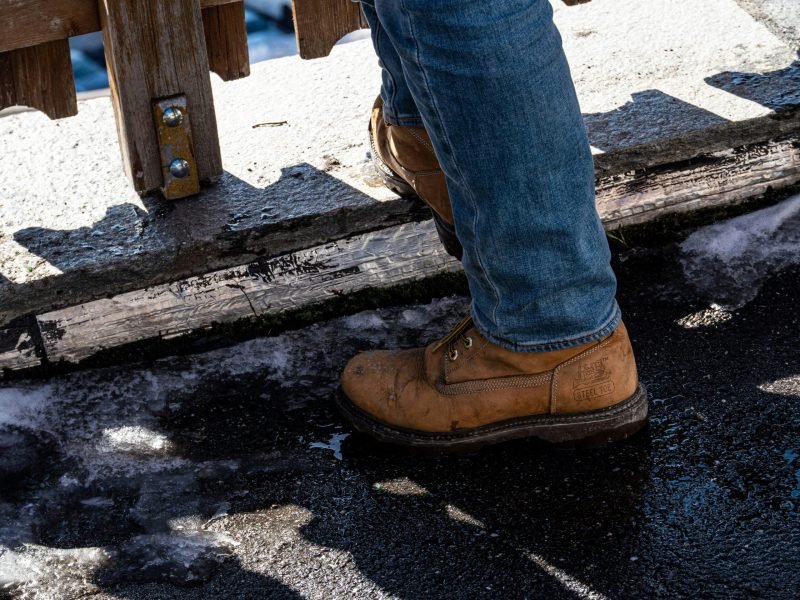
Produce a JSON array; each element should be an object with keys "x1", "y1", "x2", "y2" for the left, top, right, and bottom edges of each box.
[
  {"x1": 104, "y1": 532, "x2": 236, "y2": 586},
  {"x1": 681, "y1": 195, "x2": 800, "y2": 308}
]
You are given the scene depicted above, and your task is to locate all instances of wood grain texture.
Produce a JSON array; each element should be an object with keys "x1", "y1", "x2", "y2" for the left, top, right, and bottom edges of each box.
[
  {"x1": 99, "y1": 0, "x2": 222, "y2": 192},
  {"x1": 0, "y1": 39, "x2": 77, "y2": 119},
  {"x1": 202, "y1": 2, "x2": 250, "y2": 81},
  {"x1": 291, "y1": 0, "x2": 368, "y2": 60},
  {"x1": 37, "y1": 221, "x2": 460, "y2": 364},
  {"x1": 0, "y1": 0, "x2": 243, "y2": 53},
  {"x1": 596, "y1": 136, "x2": 800, "y2": 227}
]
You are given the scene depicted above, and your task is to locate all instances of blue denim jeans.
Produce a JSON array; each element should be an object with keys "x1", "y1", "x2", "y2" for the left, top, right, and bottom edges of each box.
[{"x1": 360, "y1": 0, "x2": 620, "y2": 352}]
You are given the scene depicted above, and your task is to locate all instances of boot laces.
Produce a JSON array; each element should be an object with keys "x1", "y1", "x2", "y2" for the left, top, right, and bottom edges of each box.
[{"x1": 432, "y1": 312, "x2": 475, "y2": 362}]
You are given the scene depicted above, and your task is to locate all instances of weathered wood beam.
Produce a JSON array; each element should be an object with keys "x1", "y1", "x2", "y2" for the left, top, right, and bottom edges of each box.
[
  {"x1": 0, "y1": 39, "x2": 77, "y2": 119},
  {"x1": 36, "y1": 221, "x2": 459, "y2": 364},
  {"x1": 99, "y1": 0, "x2": 222, "y2": 193},
  {"x1": 0, "y1": 0, "x2": 244, "y2": 53},
  {"x1": 291, "y1": 0, "x2": 368, "y2": 60}
]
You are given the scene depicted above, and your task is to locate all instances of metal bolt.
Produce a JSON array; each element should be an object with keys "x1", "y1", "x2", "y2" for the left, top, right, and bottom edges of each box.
[
  {"x1": 169, "y1": 158, "x2": 191, "y2": 179},
  {"x1": 162, "y1": 107, "x2": 183, "y2": 127}
]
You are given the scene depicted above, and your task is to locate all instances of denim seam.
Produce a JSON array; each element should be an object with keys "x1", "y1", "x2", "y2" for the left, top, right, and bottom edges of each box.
[
  {"x1": 471, "y1": 303, "x2": 621, "y2": 353},
  {"x1": 382, "y1": 110, "x2": 424, "y2": 127},
  {"x1": 397, "y1": 0, "x2": 503, "y2": 327}
]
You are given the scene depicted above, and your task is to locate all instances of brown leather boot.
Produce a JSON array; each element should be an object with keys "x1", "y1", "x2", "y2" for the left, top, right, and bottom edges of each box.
[
  {"x1": 338, "y1": 314, "x2": 647, "y2": 450},
  {"x1": 369, "y1": 96, "x2": 463, "y2": 259}
]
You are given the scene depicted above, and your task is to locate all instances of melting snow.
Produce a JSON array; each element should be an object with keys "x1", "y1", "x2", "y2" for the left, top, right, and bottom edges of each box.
[{"x1": 681, "y1": 194, "x2": 800, "y2": 308}]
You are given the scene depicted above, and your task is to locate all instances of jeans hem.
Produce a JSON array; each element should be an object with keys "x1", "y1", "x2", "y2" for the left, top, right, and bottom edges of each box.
[{"x1": 471, "y1": 303, "x2": 622, "y2": 353}]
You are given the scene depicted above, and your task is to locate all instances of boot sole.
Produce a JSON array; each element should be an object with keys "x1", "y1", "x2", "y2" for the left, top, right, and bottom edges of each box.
[
  {"x1": 335, "y1": 384, "x2": 648, "y2": 452},
  {"x1": 368, "y1": 129, "x2": 464, "y2": 261}
]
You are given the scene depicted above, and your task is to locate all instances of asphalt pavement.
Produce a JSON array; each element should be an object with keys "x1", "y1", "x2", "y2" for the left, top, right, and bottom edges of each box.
[{"x1": 1, "y1": 196, "x2": 799, "y2": 599}]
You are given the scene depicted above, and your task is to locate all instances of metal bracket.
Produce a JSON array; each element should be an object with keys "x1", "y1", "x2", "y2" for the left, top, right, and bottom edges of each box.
[{"x1": 152, "y1": 95, "x2": 200, "y2": 199}]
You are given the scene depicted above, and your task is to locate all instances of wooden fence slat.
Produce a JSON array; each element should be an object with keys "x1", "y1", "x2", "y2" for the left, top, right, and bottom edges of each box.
[
  {"x1": 0, "y1": 0, "x2": 244, "y2": 53},
  {"x1": 202, "y1": 2, "x2": 250, "y2": 81},
  {"x1": 99, "y1": 0, "x2": 222, "y2": 193},
  {"x1": 0, "y1": 39, "x2": 77, "y2": 119},
  {"x1": 291, "y1": 0, "x2": 368, "y2": 60}
]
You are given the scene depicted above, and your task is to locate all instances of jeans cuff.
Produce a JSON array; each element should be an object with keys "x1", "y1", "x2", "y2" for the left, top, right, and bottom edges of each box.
[
  {"x1": 471, "y1": 303, "x2": 622, "y2": 353},
  {"x1": 382, "y1": 107, "x2": 424, "y2": 127}
]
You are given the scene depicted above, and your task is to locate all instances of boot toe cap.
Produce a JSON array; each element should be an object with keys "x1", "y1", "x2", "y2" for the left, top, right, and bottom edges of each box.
[{"x1": 340, "y1": 349, "x2": 423, "y2": 428}]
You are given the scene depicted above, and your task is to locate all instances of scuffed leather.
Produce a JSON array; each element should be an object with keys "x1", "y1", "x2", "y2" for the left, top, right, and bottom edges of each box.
[{"x1": 341, "y1": 318, "x2": 640, "y2": 433}]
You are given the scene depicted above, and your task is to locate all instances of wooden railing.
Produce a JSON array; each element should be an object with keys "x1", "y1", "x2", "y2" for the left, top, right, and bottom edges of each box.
[
  {"x1": 1, "y1": 0, "x2": 586, "y2": 199},
  {"x1": 0, "y1": 0, "x2": 367, "y2": 199}
]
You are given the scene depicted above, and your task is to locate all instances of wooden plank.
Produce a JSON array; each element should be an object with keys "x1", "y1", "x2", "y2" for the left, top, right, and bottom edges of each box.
[
  {"x1": 0, "y1": 0, "x2": 243, "y2": 53},
  {"x1": 0, "y1": 39, "x2": 77, "y2": 119},
  {"x1": 36, "y1": 221, "x2": 460, "y2": 364},
  {"x1": 202, "y1": 2, "x2": 250, "y2": 81},
  {"x1": 596, "y1": 135, "x2": 800, "y2": 227},
  {"x1": 99, "y1": 0, "x2": 222, "y2": 192},
  {"x1": 291, "y1": 0, "x2": 368, "y2": 60},
  {"x1": 26, "y1": 129, "x2": 800, "y2": 366}
]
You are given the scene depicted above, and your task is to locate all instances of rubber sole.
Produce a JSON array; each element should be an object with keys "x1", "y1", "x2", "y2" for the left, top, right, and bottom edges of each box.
[
  {"x1": 368, "y1": 130, "x2": 464, "y2": 261},
  {"x1": 335, "y1": 384, "x2": 649, "y2": 452}
]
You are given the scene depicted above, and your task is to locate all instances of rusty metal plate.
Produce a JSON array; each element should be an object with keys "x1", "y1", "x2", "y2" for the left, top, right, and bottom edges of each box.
[{"x1": 152, "y1": 95, "x2": 200, "y2": 199}]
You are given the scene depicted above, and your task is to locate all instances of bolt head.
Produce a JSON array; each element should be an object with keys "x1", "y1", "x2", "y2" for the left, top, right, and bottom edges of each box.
[
  {"x1": 162, "y1": 107, "x2": 184, "y2": 127},
  {"x1": 169, "y1": 158, "x2": 191, "y2": 179}
]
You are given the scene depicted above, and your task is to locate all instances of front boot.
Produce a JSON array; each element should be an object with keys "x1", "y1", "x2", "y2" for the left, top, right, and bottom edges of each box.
[{"x1": 338, "y1": 314, "x2": 647, "y2": 450}]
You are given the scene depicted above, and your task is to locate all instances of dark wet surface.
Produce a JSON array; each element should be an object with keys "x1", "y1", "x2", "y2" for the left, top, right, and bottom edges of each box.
[{"x1": 1, "y1": 232, "x2": 799, "y2": 598}]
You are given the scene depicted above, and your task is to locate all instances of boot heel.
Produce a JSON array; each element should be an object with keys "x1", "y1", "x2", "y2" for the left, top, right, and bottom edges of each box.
[{"x1": 538, "y1": 385, "x2": 649, "y2": 449}]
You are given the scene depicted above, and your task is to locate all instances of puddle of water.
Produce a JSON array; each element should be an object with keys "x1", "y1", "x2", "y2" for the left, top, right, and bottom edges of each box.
[{"x1": 309, "y1": 433, "x2": 350, "y2": 461}]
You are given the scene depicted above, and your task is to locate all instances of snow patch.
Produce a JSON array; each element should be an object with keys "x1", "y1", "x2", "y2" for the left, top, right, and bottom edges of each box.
[
  {"x1": 681, "y1": 195, "x2": 800, "y2": 308},
  {"x1": 343, "y1": 312, "x2": 386, "y2": 330},
  {"x1": 100, "y1": 426, "x2": 173, "y2": 454},
  {"x1": 0, "y1": 545, "x2": 109, "y2": 598},
  {"x1": 0, "y1": 386, "x2": 52, "y2": 428},
  {"x1": 675, "y1": 304, "x2": 733, "y2": 329},
  {"x1": 759, "y1": 376, "x2": 800, "y2": 398}
]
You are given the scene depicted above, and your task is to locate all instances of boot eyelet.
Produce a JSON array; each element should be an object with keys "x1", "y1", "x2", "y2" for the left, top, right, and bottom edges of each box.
[
  {"x1": 448, "y1": 349, "x2": 459, "y2": 361},
  {"x1": 463, "y1": 336, "x2": 473, "y2": 349}
]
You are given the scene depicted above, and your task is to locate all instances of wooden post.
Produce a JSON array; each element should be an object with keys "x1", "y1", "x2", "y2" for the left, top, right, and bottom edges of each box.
[
  {"x1": 98, "y1": 0, "x2": 222, "y2": 195},
  {"x1": 291, "y1": 0, "x2": 368, "y2": 60},
  {"x1": 0, "y1": 39, "x2": 77, "y2": 120}
]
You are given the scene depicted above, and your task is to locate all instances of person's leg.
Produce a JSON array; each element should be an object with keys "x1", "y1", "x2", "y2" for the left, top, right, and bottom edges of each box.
[
  {"x1": 360, "y1": 0, "x2": 422, "y2": 127},
  {"x1": 372, "y1": 0, "x2": 618, "y2": 350},
  {"x1": 338, "y1": 0, "x2": 646, "y2": 449}
]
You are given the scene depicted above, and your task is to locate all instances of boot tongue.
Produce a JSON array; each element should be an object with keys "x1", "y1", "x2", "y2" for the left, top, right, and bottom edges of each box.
[{"x1": 432, "y1": 312, "x2": 473, "y2": 353}]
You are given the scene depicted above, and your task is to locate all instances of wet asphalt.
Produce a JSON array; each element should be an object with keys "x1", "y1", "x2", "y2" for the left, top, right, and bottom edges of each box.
[{"x1": 1, "y1": 223, "x2": 799, "y2": 598}]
